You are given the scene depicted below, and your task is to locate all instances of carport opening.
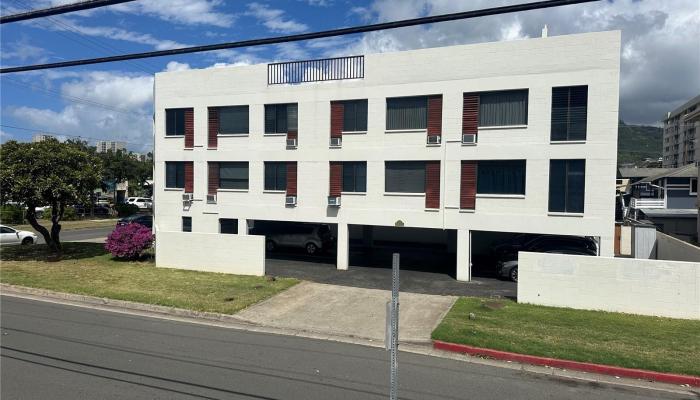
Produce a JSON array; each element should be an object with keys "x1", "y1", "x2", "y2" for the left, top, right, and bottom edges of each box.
[
  {"x1": 249, "y1": 220, "x2": 337, "y2": 265},
  {"x1": 348, "y1": 225, "x2": 457, "y2": 278}
]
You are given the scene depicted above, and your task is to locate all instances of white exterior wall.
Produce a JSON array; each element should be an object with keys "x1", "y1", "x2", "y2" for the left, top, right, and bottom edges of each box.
[
  {"x1": 518, "y1": 252, "x2": 700, "y2": 319},
  {"x1": 156, "y1": 231, "x2": 265, "y2": 275},
  {"x1": 154, "y1": 31, "x2": 621, "y2": 275}
]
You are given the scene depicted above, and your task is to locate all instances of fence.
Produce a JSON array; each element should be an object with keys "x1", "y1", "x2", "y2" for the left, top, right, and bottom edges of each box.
[{"x1": 268, "y1": 55, "x2": 364, "y2": 85}]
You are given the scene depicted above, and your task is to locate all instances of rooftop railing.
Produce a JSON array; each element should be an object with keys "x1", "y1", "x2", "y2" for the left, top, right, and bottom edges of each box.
[
  {"x1": 267, "y1": 55, "x2": 364, "y2": 85},
  {"x1": 630, "y1": 198, "x2": 666, "y2": 209}
]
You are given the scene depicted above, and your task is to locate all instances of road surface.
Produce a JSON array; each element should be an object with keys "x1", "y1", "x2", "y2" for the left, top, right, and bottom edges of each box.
[
  {"x1": 35, "y1": 226, "x2": 113, "y2": 244},
  {"x1": 0, "y1": 296, "x2": 686, "y2": 400}
]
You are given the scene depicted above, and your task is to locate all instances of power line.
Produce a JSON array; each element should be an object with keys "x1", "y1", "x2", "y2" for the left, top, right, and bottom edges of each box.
[
  {"x1": 1, "y1": 0, "x2": 600, "y2": 74},
  {"x1": 0, "y1": 124, "x2": 153, "y2": 148},
  {"x1": 0, "y1": 0, "x2": 138, "y2": 24}
]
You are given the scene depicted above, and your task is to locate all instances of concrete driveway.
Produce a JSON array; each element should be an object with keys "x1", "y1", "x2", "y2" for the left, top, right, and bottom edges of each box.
[{"x1": 236, "y1": 281, "x2": 456, "y2": 343}]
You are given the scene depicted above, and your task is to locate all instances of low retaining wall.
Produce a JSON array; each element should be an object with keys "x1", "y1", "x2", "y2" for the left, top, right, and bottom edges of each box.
[
  {"x1": 518, "y1": 252, "x2": 700, "y2": 319},
  {"x1": 156, "y1": 231, "x2": 265, "y2": 276}
]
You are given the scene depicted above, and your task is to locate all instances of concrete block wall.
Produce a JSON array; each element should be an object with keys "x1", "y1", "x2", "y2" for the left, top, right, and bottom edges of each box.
[{"x1": 518, "y1": 252, "x2": 700, "y2": 319}]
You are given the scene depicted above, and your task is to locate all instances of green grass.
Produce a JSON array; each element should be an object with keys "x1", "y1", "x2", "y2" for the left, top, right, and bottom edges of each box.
[
  {"x1": 432, "y1": 297, "x2": 700, "y2": 376},
  {"x1": 0, "y1": 243, "x2": 298, "y2": 315}
]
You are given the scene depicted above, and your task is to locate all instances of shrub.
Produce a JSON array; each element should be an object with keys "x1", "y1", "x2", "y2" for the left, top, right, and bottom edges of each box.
[
  {"x1": 41, "y1": 206, "x2": 79, "y2": 221},
  {"x1": 114, "y1": 203, "x2": 139, "y2": 217},
  {"x1": 0, "y1": 204, "x2": 25, "y2": 225},
  {"x1": 105, "y1": 223, "x2": 154, "y2": 259}
]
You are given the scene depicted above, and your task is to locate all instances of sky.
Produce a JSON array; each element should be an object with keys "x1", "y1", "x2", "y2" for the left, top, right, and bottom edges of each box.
[{"x1": 0, "y1": 0, "x2": 698, "y2": 153}]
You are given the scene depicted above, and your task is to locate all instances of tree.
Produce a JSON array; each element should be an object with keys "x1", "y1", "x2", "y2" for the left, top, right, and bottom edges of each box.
[
  {"x1": 0, "y1": 139, "x2": 102, "y2": 252},
  {"x1": 99, "y1": 149, "x2": 139, "y2": 203}
]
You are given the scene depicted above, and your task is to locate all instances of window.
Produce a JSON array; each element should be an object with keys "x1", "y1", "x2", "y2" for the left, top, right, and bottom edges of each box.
[
  {"x1": 342, "y1": 100, "x2": 368, "y2": 132},
  {"x1": 385, "y1": 161, "x2": 425, "y2": 193},
  {"x1": 477, "y1": 160, "x2": 526, "y2": 195},
  {"x1": 219, "y1": 162, "x2": 249, "y2": 190},
  {"x1": 478, "y1": 90, "x2": 528, "y2": 127},
  {"x1": 166, "y1": 109, "x2": 186, "y2": 136},
  {"x1": 551, "y1": 86, "x2": 588, "y2": 141},
  {"x1": 220, "y1": 218, "x2": 238, "y2": 234},
  {"x1": 549, "y1": 160, "x2": 586, "y2": 213},
  {"x1": 0, "y1": 226, "x2": 15, "y2": 233},
  {"x1": 264, "y1": 162, "x2": 287, "y2": 191},
  {"x1": 219, "y1": 106, "x2": 249, "y2": 134},
  {"x1": 182, "y1": 216, "x2": 192, "y2": 232},
  {"x1": 265, "y1": 104, "x2": 297, "y2": 134},
  {"x1": 165, "y1": 162, "x2": 185, "y2": 188},
  {"x1": 690, "y1": 178, "x2": 697, "y2": 195},
  {"x1": 386, "y1": 96, "x2": 427, "y2": 130},
  {"x1": 342, "y1": 162, "x2": 367, "y2": 192}
]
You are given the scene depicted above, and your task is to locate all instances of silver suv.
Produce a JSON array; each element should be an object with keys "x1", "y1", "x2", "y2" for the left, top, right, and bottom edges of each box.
[{"x1": 263, "y1": 223, "x2": 334, "y2": 255}]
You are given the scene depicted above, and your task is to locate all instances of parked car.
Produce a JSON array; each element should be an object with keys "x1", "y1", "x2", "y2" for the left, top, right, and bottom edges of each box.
[
  {"x1": 126, "y1": 197, "x2": 152, "y2": 209},
  {"x1": 116, "y1": 214, "x2": 152, "y2": 228},
  {"x1": 262, "y1": 223, "x2": 334, "y2": 255},
  {"x1": 0, "y1": 224, "x2": 38, "y2": 245},
  {"x1": 74, "y1": 204, "x2": 111, "y2": 216},
  {"x1": 493, "y1": 235, "x2": 598, "y2": 282}
]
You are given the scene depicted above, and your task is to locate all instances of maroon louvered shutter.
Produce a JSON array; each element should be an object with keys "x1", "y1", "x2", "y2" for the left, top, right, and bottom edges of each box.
[
  {"x1": 330, "y1": 102, "x2": 344, "y2": 139},
  {"x1": 425, "y1": 161, "x2": 440, "y2": 209},
  {"x1": 208, "y1": 107, "x2": 218, "y2": 149},
  {"x1": 208, "y1": 162, "x2": 219, "y2": 194},
  {"x1": 184, "y1": 108, "x2": 194, "y2": 148},
  {"x1": 329, "y1": 162, "x2": 342, "y2": 197},
  {"x1": 462, "y1": 94, "x2": 479, "y2": 136},
  {"x1": 460, "y1": 161, "x2": 477, "y2": 210},
  {"x1": 184, "y1": 161, "x2": 194, "y2": 193},
  {"x1": 286, "y1": 162, "x2": 297, "y2": 196},
  {"x1": 427, "y1": 95, "x2": 442, "y2": 140}
]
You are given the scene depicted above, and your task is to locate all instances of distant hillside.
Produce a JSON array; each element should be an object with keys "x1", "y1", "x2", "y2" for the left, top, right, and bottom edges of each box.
[{"x1": 617, "y1": 122, "x2": 663, "y2": 165}]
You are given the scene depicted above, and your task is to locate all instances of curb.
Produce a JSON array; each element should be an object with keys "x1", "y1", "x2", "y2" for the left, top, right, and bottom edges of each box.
[{"x1": 433, "y1": 340, "x2": 700, "y2": 387}]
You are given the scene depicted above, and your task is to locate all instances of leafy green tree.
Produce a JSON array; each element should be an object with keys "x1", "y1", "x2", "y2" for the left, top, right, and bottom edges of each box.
[
  {"x1": 0, "y1": 138, "x2": 102, "y2": 252},
  {"x1": 99, "y1": 149, "x2": 139, "y2": 203}
]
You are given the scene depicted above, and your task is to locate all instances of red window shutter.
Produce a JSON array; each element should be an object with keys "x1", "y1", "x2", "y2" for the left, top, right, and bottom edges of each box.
[
  {"x1": 329, "y1": 162, "x2": 343, "y2": 197},
  {"x1": 208, "y1": 107, "x2": 218, "y2": 149},
  {"x1": 425, "y1": 161, "x2": 440, "y2": 209},
  {"x1": 286, "y1": 162, "x2": 297, "y2": 196},
  {"x1": 462, "y1": 94, "x2": 479, "y2": 135},
  {"x1": 330, "y1": 102, "x2": 344, "y2": 139},
  {"x1": 208, "y1": 162, "x2": 219, "y2": 194},
  {"x1": 287, "y1": 129, "x2": 298, "y2": 140},
  {"x1": 184, "y1": 108, "x2": 194, "y2": 148},
  {"x1": 184, "y1": 161, "x2": 194, "y2": 193},
  {"x1": 460, "y1": 161, "x2": 477, "y2": 210},
  {"x1": 427, "y1": 95, "x2": 442, "y2": 139}
]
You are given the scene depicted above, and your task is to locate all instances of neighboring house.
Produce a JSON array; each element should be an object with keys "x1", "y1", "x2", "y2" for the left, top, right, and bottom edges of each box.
[
  {"x1": 662, "y1": 94, "x2": 700, "y2": 168},
  {"x1": 95, "y1": 140, "x2": 127, "y2": 153},
  {"x1": 153, "y1": 31, "x2": 621, "y2": 281},
  {"x1": 629, "y1": 164, "x2": 698, "y2": 241}
]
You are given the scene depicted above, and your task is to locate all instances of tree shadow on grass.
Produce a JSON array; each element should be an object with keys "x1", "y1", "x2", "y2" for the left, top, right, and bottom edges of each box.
[{"x1": 0, "y1": 242, "x2": 107, "y2": 262}]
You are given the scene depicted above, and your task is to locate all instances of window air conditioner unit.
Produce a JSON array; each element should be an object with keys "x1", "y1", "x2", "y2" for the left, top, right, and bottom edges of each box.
[
  {"x1": 329, "y1": 137, "x2": 342, "y2": 147},
  {"x1": 427, "y1": 135, "x2": 441, "y2": 145},
  {"x1": 462, "y1": 134, "x2": 477, "y2": 144},
  {"x1": 206, "y1": 194, "x2": 217, "y2": 204},
  {"x1": 286, "y1": 138, "x2": 297, "y2": 148},
  {"x1": 182, "y1": 193, "x2": 193, "y2": 201},
  {"x1": 285, "y1": 195, "x2": 297, "y2": 206},
  {"x1": 327, "y1": 196, "x2": 341, "y2": 207}
]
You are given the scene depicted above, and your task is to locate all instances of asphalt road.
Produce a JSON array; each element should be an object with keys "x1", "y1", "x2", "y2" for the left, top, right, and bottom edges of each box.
[
  {"x1": 0, "y1": 296, "x2": 686, "y2": 400},
  {"x1": 35, "y1": 226, "x2": 114, "y2": 244}
]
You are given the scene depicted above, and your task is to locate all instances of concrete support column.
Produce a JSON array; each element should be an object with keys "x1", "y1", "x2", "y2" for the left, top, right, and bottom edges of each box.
[
  {"x1": 456, "y1": 229, "x2": 471, "y2": 282},
  {"x1": 598, "y1": 235, "x2": 615, "y2": 257},
  {"x1": 337, "y1": 222, "x2": 349, "y2": 270},
  {"x1": 238, "y1": 219, "x2": 248, "y2": 235}
]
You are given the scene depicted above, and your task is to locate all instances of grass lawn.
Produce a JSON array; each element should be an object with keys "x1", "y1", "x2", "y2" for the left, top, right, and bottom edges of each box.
[
  {"x1": 0, "y1": 243, "x2": 298, "y2": 315},
  {"x1": 13, "y1": 219, "x2": 118, "y2": 232},
  {"x1": 432, "y1": 297, "x2": 700, "y2": 377}
]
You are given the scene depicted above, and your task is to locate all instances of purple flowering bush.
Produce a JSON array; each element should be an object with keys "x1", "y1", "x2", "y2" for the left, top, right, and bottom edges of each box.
[{"x1": 105, "y1": 223, "x2": 154, "y2": 259}]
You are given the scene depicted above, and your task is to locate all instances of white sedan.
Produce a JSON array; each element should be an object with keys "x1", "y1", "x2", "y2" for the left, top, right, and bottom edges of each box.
[{"x1": 0, "y1": 225, "x2": 38, "y2": 245}]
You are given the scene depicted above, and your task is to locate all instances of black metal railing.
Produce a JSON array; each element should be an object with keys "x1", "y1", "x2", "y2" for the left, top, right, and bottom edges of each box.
[{"x1": 267, "y1": 55, "x2": 364, "y2": 85}]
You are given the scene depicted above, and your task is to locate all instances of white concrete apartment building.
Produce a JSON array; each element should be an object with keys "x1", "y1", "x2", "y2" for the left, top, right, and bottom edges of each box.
[
  {"x1": 153, "y1": 30, "x2": 621, "y2": 280},
  {"x1": 96, "y1": 140, "x2": 126, "y2": 153},
  {"x1": 662, "y1": 94, "x2": 700, "y2": 168}
]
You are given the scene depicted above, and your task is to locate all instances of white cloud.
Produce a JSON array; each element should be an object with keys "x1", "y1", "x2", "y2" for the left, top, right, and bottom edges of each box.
[
  {"x1": 108, "y1": 0, "x2": 235, "y2": 28},
  {"x1": 6, "y1": 71, "x2": 154, "y2": 151},
  {"x1": 337, "y1": 0, "x2": 700, "y2": 125},
  {"x1": 0, "y1": 38, "x2": 50, "y2": 64},
  {"x1": 246, "y1": 2, "x2": 308, "y2": 34},
  {"x1": 165, "y1": 61, "x2": 191, "y2": 72}
]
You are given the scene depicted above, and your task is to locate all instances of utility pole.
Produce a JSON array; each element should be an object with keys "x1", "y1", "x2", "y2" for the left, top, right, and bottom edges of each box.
[{"x1": 386, "y1": 253, "x2": 400, "y2": 399}]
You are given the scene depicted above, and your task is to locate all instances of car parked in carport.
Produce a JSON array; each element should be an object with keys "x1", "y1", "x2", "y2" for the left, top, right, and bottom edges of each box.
[
  {"x1": 492, "y1": 235, "x2": 598, "y2": 282},
  {"x1": 259, "y1": 223, "x2": 334, "y2": 255}
]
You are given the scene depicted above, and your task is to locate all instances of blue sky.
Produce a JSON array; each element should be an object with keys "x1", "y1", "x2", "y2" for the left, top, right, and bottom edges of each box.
[{"x1": 1, "y1": 0, "x2": 698, "y2": 152}]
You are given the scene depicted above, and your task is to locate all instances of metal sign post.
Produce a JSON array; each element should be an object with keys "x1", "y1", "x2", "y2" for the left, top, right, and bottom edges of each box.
[{"x1": 385, "y1": 252, "x2": 400, "y2": 400}]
